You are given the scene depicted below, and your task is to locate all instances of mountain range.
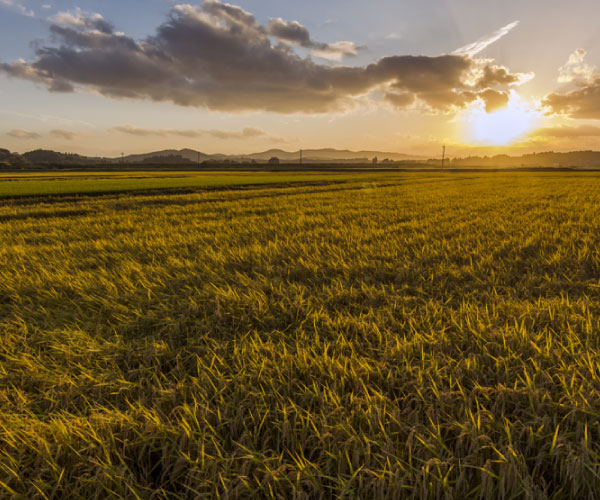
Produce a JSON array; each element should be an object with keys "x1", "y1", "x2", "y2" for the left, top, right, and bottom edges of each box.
[
  {"x1": 0, "y1": 147, "x2": 422, "y2": 166},
  {"x1": 122, "y1": 148, "x2": 422, "y2": 164}
]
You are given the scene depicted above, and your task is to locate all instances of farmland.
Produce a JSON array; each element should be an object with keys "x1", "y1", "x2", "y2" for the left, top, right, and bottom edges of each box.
[
  {"x1": 1, "y1": 170, "x2": 600, "y2": 498},
  {"x1": 0, "y1": 171, "x2": 381, "y2": 198}
]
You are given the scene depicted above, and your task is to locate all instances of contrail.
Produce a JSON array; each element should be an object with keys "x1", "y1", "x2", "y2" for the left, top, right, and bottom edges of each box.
[{"x1": 452, "y1": 20, "x2": 519, "y2": 57}]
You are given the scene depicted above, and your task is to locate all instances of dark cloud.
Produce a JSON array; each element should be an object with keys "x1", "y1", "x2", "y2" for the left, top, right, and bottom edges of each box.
[
  {"x1": 542, "y1": 79, "x2": 600, "y2": 119},
  {"x1": 267, "y1": 18, "x2": 359, "y2": 59},
  {"x1": 475, "y1": 65, "x2": 521, "y2": 88},
  {"x1": 478, "y1": 89, "x2": 509, "y2": 112},
  {"x1": 384, "y1": 81, "x2": 509, "y2": 113},
  {"x1": 6, "y1": 129, "x2": 41, "y2": 139},
  {"x1": 268, "y1": 19, "x2": 313, "y2": 47},
  {"x1": 0, "y1": 0, "x2": 527, "y2": 114},
  {"x1": 384, "y1": 92, "x2": 415, "y2": 108}
]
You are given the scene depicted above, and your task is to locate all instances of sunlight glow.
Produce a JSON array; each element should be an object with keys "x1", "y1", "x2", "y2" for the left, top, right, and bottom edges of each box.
[{"x1": 464, "y1": 93, "x2": 540, "y2": 146}]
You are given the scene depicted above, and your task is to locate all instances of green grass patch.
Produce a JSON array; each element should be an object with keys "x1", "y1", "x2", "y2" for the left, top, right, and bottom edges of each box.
[{"x1": 0, "y1": 171, "x2": 382, "y2": 198}]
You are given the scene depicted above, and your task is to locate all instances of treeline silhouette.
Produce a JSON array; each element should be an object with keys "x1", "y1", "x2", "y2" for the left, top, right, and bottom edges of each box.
[{"x1": 437, "y1": 151, "x2": 600, "y2": 168}]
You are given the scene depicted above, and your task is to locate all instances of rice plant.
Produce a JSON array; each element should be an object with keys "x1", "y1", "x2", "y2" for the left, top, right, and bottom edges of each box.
[{"x1": 1, "y1": 171, "x2": 599, "y2": 498}]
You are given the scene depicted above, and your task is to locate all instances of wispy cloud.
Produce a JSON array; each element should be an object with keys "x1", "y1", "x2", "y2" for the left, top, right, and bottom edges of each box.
[
  {"x1": 0, "y1": 110, "x2": 95, "y2": 128},
  {"x1": 49, "y1": 129, "x2": 79, "y2": 140},
  {"x1": 0, "y1": 0, "x2": 34, "y2": 17},
  {"x1": 112, "y1": 125, "x2": 288, "y2": 142},
  {"x1": 530, "y1": 124, "x2": 600, "y2": 138},
  {"x1": 453, "y1": 21, "x2": 519, "y2": 57},
  {"x1": 6, "y1": 129, "x2": 41, "y2": 139}
]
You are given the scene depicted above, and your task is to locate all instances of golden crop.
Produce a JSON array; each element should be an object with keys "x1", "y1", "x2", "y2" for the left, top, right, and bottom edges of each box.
[{"x1": 1, "y1": 171, "x2": 599, "y2": 498}]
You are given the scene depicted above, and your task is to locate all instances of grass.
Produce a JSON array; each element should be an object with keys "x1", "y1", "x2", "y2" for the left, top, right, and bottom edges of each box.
[
  {"x1": 0, "y1": 171, "x2": 380, "y2": 198},
  {"x1": 1, "y1": 171, "x2": 600, "y2": 498}
]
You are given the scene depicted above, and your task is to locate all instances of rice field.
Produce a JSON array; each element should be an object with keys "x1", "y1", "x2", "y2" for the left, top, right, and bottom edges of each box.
[
  {"x1": 0, "y1": 171, "x2": 377, "y2": 198},
  {"x1": 1, "y1": 171, "x2": 600, "y2": 498}
]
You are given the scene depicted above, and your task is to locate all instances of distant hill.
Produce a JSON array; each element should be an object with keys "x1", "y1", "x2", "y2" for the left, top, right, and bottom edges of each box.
[
  {"x1": 124, "y1": 148, "x2": 422, "y2": 164},
  {"x1": 124, "y1": 149, "x2": 227, "y2": 163},
  {"x1": 4, "y1": 147, "x2": 600, "y2": 169},
  {"x1": 22, "y1": 149, "x2": 104, "y2": 165},
  {"x1": 242, "y1": 148, "x2": 421, "y2": 162},
  {"x1": 0, "y1": 148, "x2": 27, "y2": 167}
]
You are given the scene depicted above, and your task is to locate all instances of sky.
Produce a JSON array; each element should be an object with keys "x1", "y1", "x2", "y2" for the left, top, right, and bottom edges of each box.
[{"x1": 1, "y1": 0, "x2": 600, "y2": 158}]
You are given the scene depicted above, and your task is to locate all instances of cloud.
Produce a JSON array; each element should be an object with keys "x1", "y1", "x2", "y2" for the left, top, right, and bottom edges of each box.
[
  {"x1": 542, "y1": 50, "x2": 600, "y2": 119},
  {"x1": 0, "y1": 0, "x2": 34, "y2": 17},
  {"x1": 543, "y1": 79, "x2": 600, "y2": 119},
  {"x1": 384, "y1": 63, "x2": 518, "y2": 112},
  {"x1": 204, "y1": 127, "x2": 266, "y2": 140},
  {"x1": 557, "y1": 48, "x2": 595, "y2": 84},
  {"x1": 478, "y1": 89, "x2": 510, "y2": 112},
  {"x1": 49, "y1": 7, "x2": 113, "y2": 33},
  {"x1": 6, "y1": 129, "x2": 41, "y2": 139},
  {"x1": 453, "y1": 21, "x2": 519, "y2": 57},
  {"x1": 0, "y1": 0, "x2": 527, "y2": 114},
  {"x1": 112, "y1": 125, "x2": 285, "y2": 141},
  {"x1": 49, "y1": 128, "x2": 79, "y2": 140},
  {"x1": 312, "y1": 41, "x2": 361, "y2": 62},
  {"x1": 112, "y1": 125, "x2": 168, "y2": 137},
  {"x1": 0, "y1": 109, "x2": 95, "y2": 128},
  {"x1": 530, "y1": 124, "x2": 600, "y2": 138},
  {"x1": 472, "y1": 63, "x2": 528, "y2": 87},
  {"x1": 384, "y1": 92, "x2": 415, "y2": 109},
  {"x1": 267, "y1": 18, "x2": 359, "y2": 61}
]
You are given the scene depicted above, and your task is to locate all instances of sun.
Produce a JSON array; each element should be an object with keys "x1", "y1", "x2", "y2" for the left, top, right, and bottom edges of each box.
[{"x1": 463, "y1": 93, "x2": 540, "y2": 146}]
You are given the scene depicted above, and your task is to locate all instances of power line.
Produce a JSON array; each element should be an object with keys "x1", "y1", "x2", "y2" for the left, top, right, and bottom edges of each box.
[{"x1": 441, "y1": 145, "x2": 446, "y2": 169}]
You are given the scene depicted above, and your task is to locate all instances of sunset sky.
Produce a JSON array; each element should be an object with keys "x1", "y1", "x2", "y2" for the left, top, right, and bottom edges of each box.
[{"x1": 1, "y1": 0, "x2": 600, "y2": 157}]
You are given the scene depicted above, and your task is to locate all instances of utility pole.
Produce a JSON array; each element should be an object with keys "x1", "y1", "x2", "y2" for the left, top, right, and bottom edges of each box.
[
  {"x1": 197, "y1": 152, "x2": 200, "y2": 166},
  {"x1": 441, "y1": 145, "x2": 446, "y2": 169},
  {"x1": 121, "y1": 152, "x2": 124, "y2": 164},
  {"x1": 300, "y1": 149, "x2": 303, "y2": 166}
]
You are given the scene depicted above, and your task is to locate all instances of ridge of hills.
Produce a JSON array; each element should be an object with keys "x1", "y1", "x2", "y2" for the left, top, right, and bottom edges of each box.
[
  {"x1": 3, "y1": 147, "x2": 600, "y2": 168},
  {"x1": 0, "y1": 147, "x2": 421, "y2": 166},
  {"x1": 122, "y1": 148, "x2": 421, "y2": 163}
]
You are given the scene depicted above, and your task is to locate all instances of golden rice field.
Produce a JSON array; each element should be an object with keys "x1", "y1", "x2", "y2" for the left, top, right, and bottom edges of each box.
[{"x1": 1, "y1": 170, "x2": 600, "y2": 499}]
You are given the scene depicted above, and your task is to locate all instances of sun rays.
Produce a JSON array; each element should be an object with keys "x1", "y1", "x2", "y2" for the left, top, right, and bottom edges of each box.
[{"x1": 462, "y1": 92, "x2": 541, "y2": 146}]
